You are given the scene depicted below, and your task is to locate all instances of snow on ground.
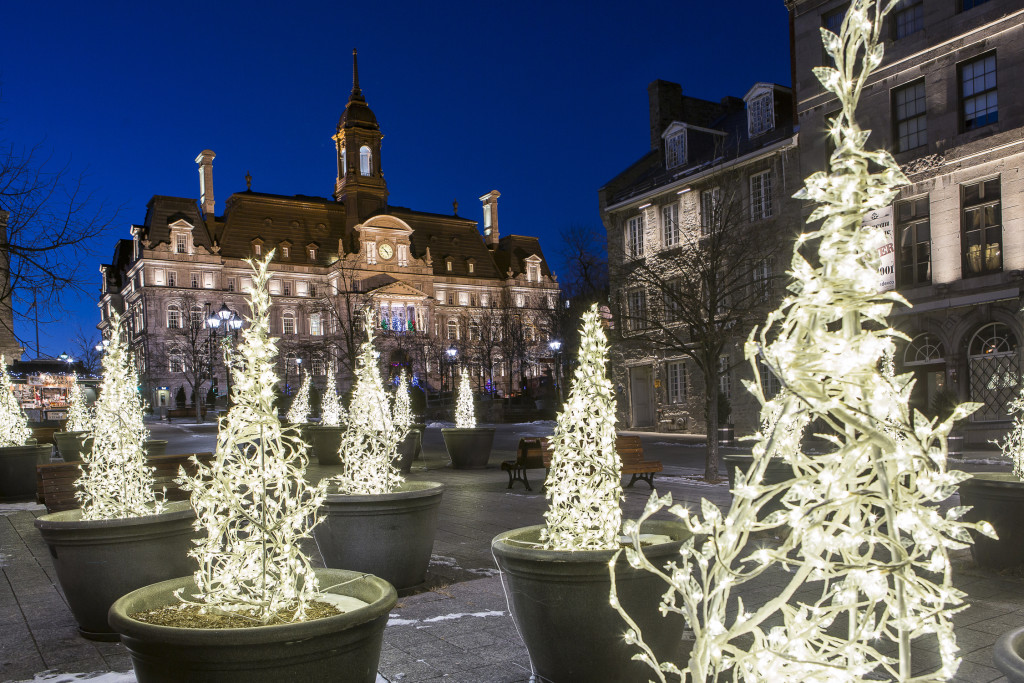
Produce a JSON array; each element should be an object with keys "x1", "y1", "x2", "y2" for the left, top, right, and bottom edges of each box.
[
  {"x1": 428, "y1": 554, "x2": 499, "y2": 577},
  {"x1": 387, "y1": 610, "x2": 506, "y2": 628},
  {"x1": 10, "y1": 673, "x2": 136, "y2": 683}
]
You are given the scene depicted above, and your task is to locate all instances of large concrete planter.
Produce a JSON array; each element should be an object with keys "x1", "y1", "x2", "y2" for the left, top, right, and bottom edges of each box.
[
  {"x1": 723, "y1": 453, "x2": 794, "y2": 519},
  {"x1": 995, "y1": 626, "x2": 1024, "y2": 682},
  {"x1": 34, "y1": 500, "x2": 198, "y2": 640},
  {"x1": 411, "y1": 423, "x2": 426, "y2": 460},
  {"x1": 0, "y1": 443, "x2": 53, "y2": 502},
  {"x1": 308, "y1": 425, "x2": 344, "y2": 465},
  {"x1": 441, "y1": 427, "x2": 495, "y2": 469},
  {"x1": 393, "y1": 429, "x2": 421, "y2": 473},
  {"x1": 492, "y1": 521, "x2": 692, "y2": 683},
  {"x1": 144, "y1": 440, "x2": 168, "y2": 457},
  {"x1": 959, "y1": 472, "x2": 1024, "y2": 570},
  {"x1": 54, "y1": 431, "x2": 92, "y2": 463},
  {"x1": 314, "y1": 481, "x2": 444, "y2": 590},
  {"x1": 108, "y1": 568, "x2": 396, "y2": 683}
]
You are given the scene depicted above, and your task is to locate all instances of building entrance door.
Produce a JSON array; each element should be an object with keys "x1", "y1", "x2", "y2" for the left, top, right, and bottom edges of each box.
[{"x1": 629, "y1": 366, "x2": 654, "y2": 428}]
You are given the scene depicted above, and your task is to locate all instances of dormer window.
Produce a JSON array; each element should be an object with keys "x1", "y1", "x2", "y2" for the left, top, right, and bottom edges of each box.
[
  {"x1": 527, "y1": 263, "x2": 540, "y2": 282},
  {"x1": 254, "y1": 243, "x2": 262, "y2": 256},
  {"x1": 665, "y1": 132, "x2": 685, "y2": 169},
  {"x1": 308, "y1": 246, "x2": 317, "y2": 261},
  {"x1": 748, "y1": 93, "x2": 774, "y2": 137},
  {"x1": 282, "y1": 246, "x2": 290, "y2": 258},
  {"x1": 176, "y1": 234, "x2": 187, "y2": 254}
]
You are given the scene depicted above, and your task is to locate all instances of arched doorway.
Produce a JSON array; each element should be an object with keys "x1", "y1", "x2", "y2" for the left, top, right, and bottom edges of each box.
[
  {"x1": 968, "y1": 322, "x2": 1020, "y2": 422},
  {"x1": 903, "y1": 332, "x2": 946, "y2": 417}
]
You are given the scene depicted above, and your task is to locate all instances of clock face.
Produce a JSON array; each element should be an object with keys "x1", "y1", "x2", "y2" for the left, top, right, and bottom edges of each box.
[{"x1": 377, "y1": 242, "x2": 394, "y2": 260}]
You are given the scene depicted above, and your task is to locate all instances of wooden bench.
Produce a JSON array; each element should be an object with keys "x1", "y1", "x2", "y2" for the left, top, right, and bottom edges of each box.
[
  {"x1": 501, "y1": 438, "x2": 546, "y2": 491},
  {"x1": 166, "y1": 408, "x2": 208, "y2": 421},
  {"x1": 36, "y1": 452, "x2": 214, "y2": 513},
  {"x1": 540, "y1": 435, "x2": 662, "y2": 489}
]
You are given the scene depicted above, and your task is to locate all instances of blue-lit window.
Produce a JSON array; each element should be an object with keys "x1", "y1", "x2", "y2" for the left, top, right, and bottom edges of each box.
[
  {"x1": 893, "y1": 80, "x2": 927, "y2": 152},
  {"x1": 960, "y1": 0, "x2": 992, "y2": 11},
  {"x1": 893, "y1": 1, "x2": 923, "y2": 39},
  {"x1": 960, "y1": 54, "x2": 998, "y2": 131}
]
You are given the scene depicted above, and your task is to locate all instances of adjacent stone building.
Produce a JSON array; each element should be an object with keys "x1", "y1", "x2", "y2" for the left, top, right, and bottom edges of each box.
[
  {"x1": 788, "y1": 0, "x2": 1024, "y2": 444},
  {"x1": 98, "y1": 52, "x2": 559, "y2": 411}
]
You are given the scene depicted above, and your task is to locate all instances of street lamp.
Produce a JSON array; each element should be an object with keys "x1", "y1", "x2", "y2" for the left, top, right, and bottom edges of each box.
[
  {"x1": 94, "y1": 339, "x2": 110, "y2": 353},
  {"x1": 446, "y1": 347, "x2": 457, "y2": 395},
  {"x1": 207, "y1": 304, "x2": 245, "y2": 408},
  {"x1": 549, "y1": 340, "x2": 563, "y2": 405}
]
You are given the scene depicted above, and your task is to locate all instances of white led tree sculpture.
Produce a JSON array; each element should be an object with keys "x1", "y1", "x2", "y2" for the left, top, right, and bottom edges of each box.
[
  {"x1": 393, "y1": 368, "x2": 413, "y2": 434},
  {"x1": 321, "y1": 361, "x2": 344, "y2": 427},
  {"x1": 454, "y1": 367, "x2": 475, "y2": 429},
  {"x1": 330, "y1": 308, "x2": 404, "y2": 495},
  {"x1": 995, "y1": 393, "x2": 1024, "y2": 479},
  {"x1": 286, "y1": 369, "x2": 312, "y2": 424},
  {"x1": 179, "y1": 253, "x2": 328, "y2": 624},
  {"x1": 65, "y1": 373, "x2": 93, "y2": 433},
  {"x1": 77, "y1": 311, "x2": 162, "y2": 520},
  {"x1": 541, "y1": 303, "x2": 621, "y2": 551},
  {"x1": 614, "y1": 2, "x2": 994, "y2": 680},
  {"x1": 0, "y1": 354, "x2": 32, "y2": 447}
]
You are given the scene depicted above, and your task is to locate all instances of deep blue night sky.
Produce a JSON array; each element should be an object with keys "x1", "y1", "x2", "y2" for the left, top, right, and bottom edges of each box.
[{"x1": 0, "y1": 0, "x2": 791, "y2": 357}]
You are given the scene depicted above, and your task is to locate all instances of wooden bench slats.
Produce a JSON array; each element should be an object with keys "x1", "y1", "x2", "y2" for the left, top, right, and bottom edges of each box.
[
  {"x1": 535, "y1": 435, "x2": 662, "y2": 489},
  {"x1": 501, "y1": 438, "x2": 546, "y2": 491}
]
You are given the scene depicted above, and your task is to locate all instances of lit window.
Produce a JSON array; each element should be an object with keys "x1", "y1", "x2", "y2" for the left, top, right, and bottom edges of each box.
[
  {"x1": 750, "y1": 170, "x2": 773, "y2": 221},
  {"x1": 665, "y1": 132, "x2": 685, "y2": 169},
  {"x1": 283, "y1": 312, "x2": 296, "y2": 335},
  {"x1": 662, "y1": 204, "x2": 679, "y2": 247},
  {"x1": 176, "y1": 233, "x2": 187, "y2": 254},
  {"x1": 667, "y1": 361, "x2": 688, "y2": 403},
  {"x1": 515, "y1": 293, "x2": 525, "y2": 308},
  {"x1": 893, "y1": 80, "x2": 927, "y2": 152},
  {"x1": 254, "y1": 243, "x2": 262, "y2": 256},
  {"x1": 283, "y1": 281, "x2": 291, "y2": 296},
  {"x1": 626, "y1": 215, "x2": 644, "y2": 257},
  {"x1": 191, "y1": 273, "x2": 199, "y2": 289},
  {"x1": 167, "y1": 304, "x2": 181, "y2": 329},
  {"x1": 359, "y1": 146, "x2": 372, "y2": 176},
  {"x1": 282, "y1": 246, "x2": 290, "y2": 258},
  {"x1": 747, "y1": 93, "x2": 774, "y2": 138},
  {"x1": 896, "y1": 196, "x2": 931, "y2": 287},
  {"x1": 310, "y1": 314, "x2": 323, "y2": 336},
  {"x1": 447, "y1": 319, "x2": 458, "y2": 340},
  {"x1": 446, "y1": 260, "x2": 453, "y2": 272},
  {"x1": 962, "y1": 177, "x2": 1001, "y2": 277},
  {"x1": 468, "y1": 262, "x2": 475, "y2": 274},
  {"x1": 960, "y1": 53, "x2": 998, "y2": 131},
  {"x1": 309, "y1": 247, "x2": 317, "y2": 261},
  {"x1": 167, "y1": 271, "x2": 177, "y2": 287},
  {"x1": 527, "y1": 263, "x2": 540, "y2": 282}
]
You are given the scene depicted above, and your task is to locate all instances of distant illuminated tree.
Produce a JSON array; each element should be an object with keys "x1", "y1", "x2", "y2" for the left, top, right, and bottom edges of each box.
[
  {"x1": 286, "y1": 370, "x2": 312, "y2": 424},
  {"x1": 0, "y1": 354, "x2": 32, "y2": 447},
  {"x1": 65, "y1": 373, "x2": 93, "y2": 433},
  {"x1": 454, "y1": 367, "x2": 475, "y2": 429}
]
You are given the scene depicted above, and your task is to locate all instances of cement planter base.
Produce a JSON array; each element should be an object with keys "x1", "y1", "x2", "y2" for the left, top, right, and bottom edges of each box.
[
  {"x1": 995, "y1": 626, "x2": 1024, "y2": 683},
  {"x1": 0, "y1": 443, "x2": 53, "y2": 502},
  {"x1": 308, "y1": 425, "x2": 344, "y2": 465},
  {"x1": 441, "y1": 428, "x2": 495, "y2": 469},
  {"x1": 393, "y1": 429, "x2": 421, "y2": 473},
  {"x1": 54, "y1": 431, "x2": 92, "y2": 463},
  {"x1": 959, "y1": 472, "x2": 1024, "y2": 570},
  {"x1": 314, "y1": 481, "x2": 444, "y2": 590},
  {"x1": 34, "y1": 501, "x2": 198, "y2": 640},
  {"x1": 108, "y1": 568, "x2": 396, "y2": 683},
  {"x1": 492, "y1": 520, "x2": 692, "y2": 683}
]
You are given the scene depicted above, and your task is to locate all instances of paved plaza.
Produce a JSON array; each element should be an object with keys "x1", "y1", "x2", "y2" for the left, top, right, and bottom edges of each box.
[{"x1": 1, "y1": 421, "x2": 1021, "y2": 682}]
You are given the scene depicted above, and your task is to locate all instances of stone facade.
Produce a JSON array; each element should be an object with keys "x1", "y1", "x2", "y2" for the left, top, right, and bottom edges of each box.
[
  {"x1": 788, "y1": 0, "x2": 1024, "y2": 444},
  {"x1": 98, "y1": 54, "x2": 559, "y2": 411},
  {"x1": 0, "y1": 211, "x2": 23, "y2": 362}
]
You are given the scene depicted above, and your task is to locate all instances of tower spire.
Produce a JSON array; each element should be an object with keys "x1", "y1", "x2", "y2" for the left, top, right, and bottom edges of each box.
[{"x1": 351, "y1": 48, "x2": 361, "y2": 97}]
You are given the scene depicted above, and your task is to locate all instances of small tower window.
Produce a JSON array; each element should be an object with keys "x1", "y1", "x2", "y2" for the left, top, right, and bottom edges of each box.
[
  {"x1": 254, "y1": 243, "x2": 262, "y2": 256},
  {"x1": 360, "y1": 146, "x2": 372, "y2": 176},
  {"x1": 341, "y1": 148, "x2": 347, "y2": 174}
]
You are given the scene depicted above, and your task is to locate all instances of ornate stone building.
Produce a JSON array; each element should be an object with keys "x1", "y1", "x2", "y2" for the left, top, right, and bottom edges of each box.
[
  {"x1": 98, "y1": 52, "x2": 559, "y2": 410},
  {"x1": 787, "y1": 0, "x2": 1024, "y2": 444}
]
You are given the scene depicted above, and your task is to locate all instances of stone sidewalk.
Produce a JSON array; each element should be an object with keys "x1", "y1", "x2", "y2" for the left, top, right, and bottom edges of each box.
[{"x1": 1, "y1": 425, "x2": 1021, "y2": 682}]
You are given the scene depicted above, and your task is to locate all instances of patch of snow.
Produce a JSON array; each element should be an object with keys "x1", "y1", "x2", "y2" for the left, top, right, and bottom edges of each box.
[
  {"x1": 0, "y1": 553, "x2": 9, "y2": 567},
  {"x1": 11, "y1": 673, "x2": 137, "y2": 683},
  {"x1": 655, "y1": 475, "x2": 729, "y2": 487},
  {"x1": 386, "y1": 616, "x2": 419, "y2": 626},
  {"x1": 466, "y1": 567, "x2": 500, "y2": 577},
  {"x1": 426, "y1": 421, "x2": 453, "y2": 429},
  {"x1": 428, "y1": 554, "x2": 460, "y2": 569},
  {"x1": 422, "y1": 610, "x2": 505, "y2": 623},
  {"x1": 317, "y1": 593, "x2": 369, "y2": 612}
]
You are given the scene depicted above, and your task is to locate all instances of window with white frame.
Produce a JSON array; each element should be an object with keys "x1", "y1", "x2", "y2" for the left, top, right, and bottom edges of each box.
[
  {"x1": 469, "y1": 319, "x2": 481, "y2": 341},
  {"x1": 447, "y1": 319, "x2": 459, "y2": 340},
  {"x1": 748, "y1": 93, "x2": 775, "y2": 138},
  {"x1": 750, "y1": 170, "x2": 773, "y2": 221},
  {"x1": 626, "y1": 215, "x2": 644, "y2": 257},
  {"x1": 169, "y1": 348, "x2": 185, "y2": 374},
  {"x1": 282, "y1": 312, "x2": 296, "y2": 335},
  {"x1": 310, "y1": 313, "x2": 323, "y2": 336},
  {"x1": 627, "y1": 289, "x2": 647, "y2": 331},
  {"x1": 480, "y1": 292, "x2": 489, "y2": 307},
  {"x1": 190, "y1": 305, "x2": 204, "y2": 328},
  {"x1": 359, "y1": 146, "x2": 372, "y2": 176},
  {"x1": 665, "y1": 132, "x2": 685, "y2": 169},
  {"x1": 758, "y1": 360, "x2": 782, "y2": 400},
  {"x1": 253, "y1": 243, "x2": 262, "y2": 256},
  {"x1": 515, "y1": 293, "x2": 525, "y2": 307},
  {"x1": 719, "y1": 355, "x2": 732, "y2": 399},
  {"x1": 176, "y1": 233, "x2": 188, "y2": 254},
  {"x1": 468, "y1": 261, "x2": 475, "y2": 274},
  {"x1": 447, "y1": 292, "x2": 455, "y2": 306},
  {"x1": 282, "y1": 246, "x2": 290, "y2": 258},
  {"x1": 308, "y1": 247, "x2": 317, "y2": 261},
  {"x1": 459, "y1": 292, "x2": 469, "y2": 306},
  {"x1": 167, "y1": 304, "x2": 181, "y2": 329},
  {"x1": 700, "y1": 187, "x2": 721, "y2": 235},
  {"x1": 667, "y1": 361, "x2": 688, "y2": 403},
  {"x1": 190, "y1": 272, "x2": 199, "y2": 289},
  {"x1": 446, "y1": 260, "x2": 453, "y2": 272},
  {"x1": 283, "y1": 281, "x2": 292, "y2": 296},
  {"x1": 662, "y1": 203, "x2": 680, "y2": 247},
  {"x1": 663, "y1": 278, "x2": 683, "y2": 323},
  {"x1": 167, "y1": 271, "x2": 177, "y2": 287},
  {"x1": 527, "y1": 262, "x2": 540, "y2": 282},
  {"x1": 311, "y1": 355, "x2": 325, "y2": 376},
  {"x1": 753, "y1": 258, "x2": 773, "y2": 303}
]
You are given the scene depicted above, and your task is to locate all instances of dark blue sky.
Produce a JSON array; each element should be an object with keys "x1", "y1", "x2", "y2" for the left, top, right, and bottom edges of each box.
[{"x1": 0, "y1": 0, "x2": 792, "y2": 358}]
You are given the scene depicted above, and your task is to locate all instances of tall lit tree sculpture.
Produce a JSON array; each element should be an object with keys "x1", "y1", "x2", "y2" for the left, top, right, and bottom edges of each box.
[
  {"x1": 995, "y1": 391, "x2": 1024, "y2": 480},
  {"x1": 542, "y1": 303, "x2": 620, "y2": 551},
  {"x1": 320, "y1": 361, "x2": 344, "y2": 427},
  {"x1": 454, "y1": 367, "x2": 475, "y2": 429},
  {"x1": 286, "y1": 369, "x2": 312, "y2": 424},
  {"x1": 615, "y1": 2, "x2": 994, "y2": 680},
  {"x1": 393, "y1": 369, "x2": 412, "y2": 433},
  {"x1": 77, "y1": 311, "x2": 162, "y2": 520},
  {"x1": 179, "y1": 253, "x2": 328, "y2": 624},
  {"x1": 66, "y1": 373, "x2": 93, "y2": 433},
  {"x1": 330, "y1": 308, "x2": 404, "y2": 495},
  {"x1": 0, "y1": 354, "x2": 32, "y2": 447}
]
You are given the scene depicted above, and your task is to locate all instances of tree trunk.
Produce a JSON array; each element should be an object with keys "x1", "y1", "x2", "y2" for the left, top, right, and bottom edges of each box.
[
  {"x1": 195, "y1": 383, "x2": 204, "y2": 423},
  {"x1": 705, "y1": 374, "x2": 720, "y2": 483}
]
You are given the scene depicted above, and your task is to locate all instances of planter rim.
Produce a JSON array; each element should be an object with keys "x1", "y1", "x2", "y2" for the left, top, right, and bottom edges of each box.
[
  {"x1": 961, "y1": 472, "x2": 1024, "y2": 489},
  {"x1": 324, "y1": 480, "x2": 444, "y2": 504},
  {"x1": 492, "y1": 522, "x2": 689, "y2": 564},
  {"x1": 994, "y1": 625, "x2": 1024, "y2": 681},
  {"x1": 108, "y1": 568, "x2": 396, "y2": 645},
  {"x1": 308, "y1": 424, "x2": 344, "y2": 432},
  {"x1": 55, "y1": 430, "x2": 90, "y2": 438},
  {"x1": 35, "y1": 500, "x2": 194, "y2": 531}
]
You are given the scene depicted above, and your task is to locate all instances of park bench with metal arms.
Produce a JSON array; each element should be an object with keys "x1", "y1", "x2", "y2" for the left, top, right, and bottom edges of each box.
[{"x1": 501, "y1": 438, "x2": 547, "y2": 491}]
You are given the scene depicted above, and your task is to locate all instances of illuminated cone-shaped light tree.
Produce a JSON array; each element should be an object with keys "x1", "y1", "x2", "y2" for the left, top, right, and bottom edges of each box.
[
  {"x1": 179, "y1": 253, "x2": 328, "y2": 624},
  {"x1": 616, "y1": 2, "x2": 994, "y2": 680},
  {"x1": 286, "y1": 370, "x2": 312, "y2": 424},
  {"x1": 995, "y1": 391, "x2": 1024, "y2": 479},
  {"x1": 330, "y1": 308, "x2": 404, "y2": 495},
  {"x1": 78, "y1": 311, "x2": 162, "y2": 520},
  {"x1": 0, "y1": 354, "x2": 32, "y2": 447},
  {"x1": 454, "y1": 367, "x2": 475, "y2": 428},
  {"x1": 65, "y1": 373, "x2": 93, "y2": 433},
  {"x1": 393, "y1": 369, "x2": 413, "y2": 433},
  {"x1": 542, "y1": 303, "x2": 620, "y2": 551},
  {"x1": 320, "y1": 361, "x2": 344, "y2": 427}
]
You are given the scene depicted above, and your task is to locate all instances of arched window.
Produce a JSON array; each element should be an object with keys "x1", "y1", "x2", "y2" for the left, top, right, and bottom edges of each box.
[
  {"x1": 359, "y1": 145, "x2": 372, "y2": 176},
  {"x1": 282, "y1": 311, "x2": 296, "y2": 335},
  {"x1": 309, "y1": 313, "x2": 323, "y2": 336},
  {"x1": 904, "y1": 333, "x2": 945, "y2": 366},
  {"x1": 341, "y1": 148, "x2": 347, "y2": 175},
  {"x1": 969, "y1": 322, "x2": 1020, "y2": 421},
  {"x1": 167, "y1": 304, "x2": 181, "y2": 329},
  {"x1": 190, "y1": 305, "x2": 205, "y2": 328}
]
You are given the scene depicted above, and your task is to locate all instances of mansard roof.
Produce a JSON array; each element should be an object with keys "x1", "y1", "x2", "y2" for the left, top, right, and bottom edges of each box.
[
  {"x1": 140, "y1": 196, "x2": 213, "y2": 250},
  {"x1": 493, "y1": 235, "x2": 552, "y2": 279}
]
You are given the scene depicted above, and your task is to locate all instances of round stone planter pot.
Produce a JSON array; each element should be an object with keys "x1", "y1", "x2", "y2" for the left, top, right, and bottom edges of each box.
[
  {"x1": 959, "y1": 472, "x2": 1024, "y2": 570},
  {"x1": 994, "y1": 625, "x2": 1024, "y2": 682},
  {"x1": 492, "y1": 520, "x2": 692, "y2": 683},
  {"x1": 144, "y1": 440, "x2": 168, "y2": 457},
  {"x1": 314, "y1": 481, "x2": 445, "y2": 590},
  {"x1": 441, "y1": 427, "x2": 495, "y2": 469},
  {"x1": 393, "y1": 429, "x2": 421, "y2": 473},
  {"x1": 723, "y1": 453, "x2": 794, "y2": 520},
  {"x1": 54, "y1": 431, "x2": 93, "y2": 463},
  {"x1": 0, "y1": 443, "x2": 54, "y2": 502},
  {"x1": 411, "y1": 423, "x2": 426, "y2": 460},
  {"x1": 34, "y1": 500, "x2": 198, "y2": 640},
  {"x1": 308, "y1": 425, "x2": 344, "y2": 465},
  {"x1": 108, "y1": 568, "x2": 396, "y2": 683}
]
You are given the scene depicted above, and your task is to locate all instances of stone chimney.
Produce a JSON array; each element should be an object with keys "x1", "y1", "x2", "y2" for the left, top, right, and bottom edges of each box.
[
  {"x1": 647, "y1": 80, "x2": 684, "y2": 152},
  {"x1": 195, "y1": 150, "x2": 216, "y2": 216},
  {"x1": 480, "y1": 190, "x2": 500, "y2": 248}
]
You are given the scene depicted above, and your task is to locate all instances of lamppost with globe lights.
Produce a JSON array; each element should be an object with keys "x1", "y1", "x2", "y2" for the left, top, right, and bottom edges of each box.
[
  {"x1": 446, "y1": 346, "x2": 457, "y2": 397},
  {"x1": 206, "y1": 303, "x2": 244, "y2": 406},
  {"x1": 548, "y1": 339, "x2": 563, "y2": 405}
]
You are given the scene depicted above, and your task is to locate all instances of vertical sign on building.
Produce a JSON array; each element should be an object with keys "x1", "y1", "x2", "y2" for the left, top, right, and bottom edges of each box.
[{"x1": 863, "y1": 206, "x2": 895, "y2": 292}]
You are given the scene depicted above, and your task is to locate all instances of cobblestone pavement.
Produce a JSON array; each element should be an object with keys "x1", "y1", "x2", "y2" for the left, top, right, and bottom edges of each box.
[{"x1": 1, "y1": 422, "x2": 1020, "y2": 682}]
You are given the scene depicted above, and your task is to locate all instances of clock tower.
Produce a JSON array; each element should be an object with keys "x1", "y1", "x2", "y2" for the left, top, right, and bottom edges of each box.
[{"x1": 334, "y1": 49, "x2": 388, "y2": 227}]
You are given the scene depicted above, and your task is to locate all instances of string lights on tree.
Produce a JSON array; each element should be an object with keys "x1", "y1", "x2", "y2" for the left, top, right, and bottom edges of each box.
[
  {"x1": 329, "y1": 307, "x2": 405, "y2": 495},
  {"x1": 178, "y1": 253, "x2": 328, "y2": 624},
  {"x1": 614, "y1": 3, "x2": 995, "y2": 680},
  {"x1": 542, "y1": 303, "x2": 621, "y2": 551},
  {"x1": 995, "y1": 390, "x2": 1024, "y2": 480},
  {"x1": 0, "y1": 354, "x2": 32, "y2": 447},
  {"x1": 286, "y1": 369, "x2": 312, "y2": 424},
  {"x1": 77, "y1": 311, "x2": 162, "y2": 521},
  {"x1": 65, "y1": 373, "x2": 93, "y2": 433},
  {"x1": 393, "y1": 368, "x2": 412, "y2": 434},
  {"x1": 454, "y1": 367, "x2": 475, "y2": 429},
  {"x1": 320, "y1": 360, "x2": 344, "y2": 427}
]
